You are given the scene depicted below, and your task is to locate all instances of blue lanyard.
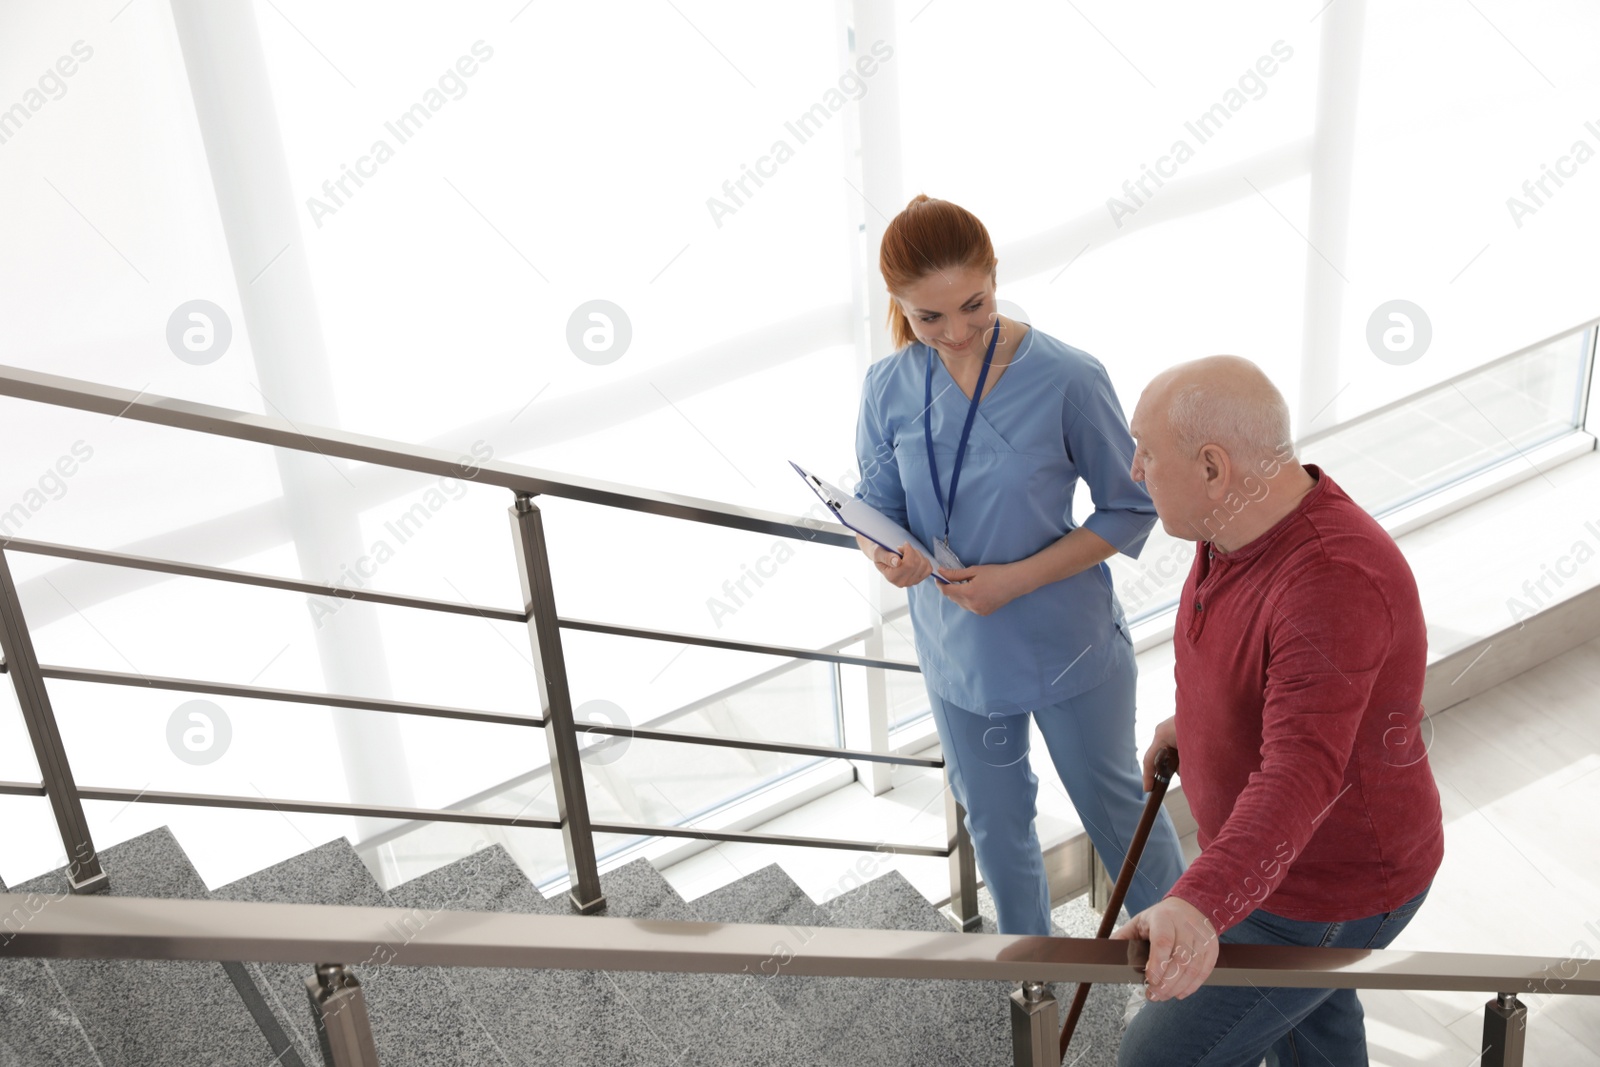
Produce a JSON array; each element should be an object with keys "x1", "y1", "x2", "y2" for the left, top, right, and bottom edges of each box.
[{"x1": 923, "y1": 321, "x2": 1002, "y2": 546}]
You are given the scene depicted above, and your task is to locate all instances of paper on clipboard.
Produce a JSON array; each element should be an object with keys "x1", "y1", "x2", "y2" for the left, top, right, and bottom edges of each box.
[{"x1": 789, "y1": 461, "x2": 952, "y2": 584}]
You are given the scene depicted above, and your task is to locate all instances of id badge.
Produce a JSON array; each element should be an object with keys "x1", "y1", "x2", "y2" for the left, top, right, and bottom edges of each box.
[{"x1": 933, "y1": 537, "x2": 964, "y2": 571}]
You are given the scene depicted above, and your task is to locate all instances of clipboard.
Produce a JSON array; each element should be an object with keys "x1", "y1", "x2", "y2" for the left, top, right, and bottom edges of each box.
[{"x1": 790, "y1": 461, "x2": 954, "y2": 584}]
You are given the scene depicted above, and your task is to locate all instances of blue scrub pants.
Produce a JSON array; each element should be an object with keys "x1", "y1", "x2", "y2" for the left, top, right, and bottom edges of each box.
[{"x1": 927, "y1": 646, "x2": 1187, "y2": 935}]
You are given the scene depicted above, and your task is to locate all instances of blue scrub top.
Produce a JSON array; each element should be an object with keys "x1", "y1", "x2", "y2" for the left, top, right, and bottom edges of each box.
[{"x1": 853, "y1": 326, "x2": 1156, "y2": 716}]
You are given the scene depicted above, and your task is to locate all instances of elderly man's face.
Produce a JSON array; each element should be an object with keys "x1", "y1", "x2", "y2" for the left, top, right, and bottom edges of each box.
[{"x1": 1129, "y1": 385, "x2": 1205, "y2": 541}]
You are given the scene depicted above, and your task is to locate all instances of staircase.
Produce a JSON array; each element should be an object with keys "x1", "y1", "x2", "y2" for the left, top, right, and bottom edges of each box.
[{"x1": 0, "y1": 827, "x2": 1135, "y2": 1065}]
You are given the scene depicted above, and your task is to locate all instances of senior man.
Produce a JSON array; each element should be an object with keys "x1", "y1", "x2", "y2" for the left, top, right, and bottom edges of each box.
[{"x1": 1112, "y1": 356, "x2": 1444, "y2": 1067}]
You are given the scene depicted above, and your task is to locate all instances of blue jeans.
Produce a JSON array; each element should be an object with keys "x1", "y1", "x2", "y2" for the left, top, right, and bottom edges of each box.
[
  {"x1": 927, "y1": 647, "x2": 1187, "y2": 936},
  {"x1": 1118, "y1": 884, "x2": 1433, "y2": 1067}
]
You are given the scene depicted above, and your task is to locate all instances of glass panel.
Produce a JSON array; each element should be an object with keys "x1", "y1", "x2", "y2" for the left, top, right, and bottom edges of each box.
[
  {"x1": 1301, "y1": 326, "x2": 1594, "y2": 515},
  {"x1": 1102, "y1": 325, "x2": 1595, "y2": 624}
]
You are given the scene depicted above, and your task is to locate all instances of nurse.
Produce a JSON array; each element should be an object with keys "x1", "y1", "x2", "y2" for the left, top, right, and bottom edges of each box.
[{"x1": 852, "y1": 194, "x2": 1186, "y2": 936}]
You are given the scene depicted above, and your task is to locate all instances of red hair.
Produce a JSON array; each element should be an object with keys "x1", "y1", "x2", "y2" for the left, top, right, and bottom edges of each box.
[{"x1": 879, "y1": 194, "x2": 998, "y2": 350}]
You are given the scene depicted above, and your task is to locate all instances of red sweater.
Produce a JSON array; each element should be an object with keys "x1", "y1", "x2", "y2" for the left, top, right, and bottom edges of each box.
[{"x1": 1167, "y1": 465, "x2": 1444, "y2": 935}]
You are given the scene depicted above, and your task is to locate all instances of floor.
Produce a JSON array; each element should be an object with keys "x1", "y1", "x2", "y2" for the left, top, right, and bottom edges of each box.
[
  {"x1": 659, "y1": 634, "x2": 1600, "y2": 1065},
  {"x1": 1355, "y1": 631, "x2": 1600, "y2": 1065}
]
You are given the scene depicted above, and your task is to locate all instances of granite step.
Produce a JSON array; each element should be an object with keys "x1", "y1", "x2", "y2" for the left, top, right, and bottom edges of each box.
[
  {"x1": 0, "y1": 869, "x2": 93, "y2": 1067},
  {"x1": 823, "y1": 868, "x2": 1016, "y2": 1066},
  {"x1": 209, "y1": 835, "x2": 507, "y2": 1067},
  {"x1": 595, "y1": 858, "x2": 827, "y2": 1066},
  {"x1": 692, "y1": 862, "x2": 1135, "y2": 1067},
  {"x1": 690, "y1": 863, "x2": 1000, "y2": 1067},
  {"x1": 4, "y1": 826, "x2": 1141, "y2": 1066},
  {"x1": 385, "y1": 844, "x2": 663, "y2": 1065},
  {"x1": 0, "y1": 828, "x2": 276, "y2": 1067}
]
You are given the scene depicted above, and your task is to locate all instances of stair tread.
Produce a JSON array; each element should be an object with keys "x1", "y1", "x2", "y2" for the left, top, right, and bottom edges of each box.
[
  {"x1": 210, "y1": 836, "x2": 385, "y2": 907},
  {"x1": 1, "y1": 828, "x2": 274, "y2": 1067},
  {"x1": 212, "y1": 835, "x2": 507, "y2": 1066},
  {"x1": 822, "y1": 867, "x2": 955, "y2": 933},
  {"x1": 692, "y1": 863, "x2": 1014, "y2": 1066},
  {"x1": 386, "y1": 845, "x2": 663, "y2": 1065},
  {"x1": 596, "y1": 856, "x2": 694, "y2": 921},
  {"x1": 3, "y1": 829, "x2": 1133, "y2": 1067},
  {"x1": 594, "y1": 859, "x2": 829, "y2": 1067},
  {"x1": 690, "y1": 862, "x2": 825, "y2": 929},
  {"x1": 387, "y1": 843, "x2": 560, "y2": 916}
]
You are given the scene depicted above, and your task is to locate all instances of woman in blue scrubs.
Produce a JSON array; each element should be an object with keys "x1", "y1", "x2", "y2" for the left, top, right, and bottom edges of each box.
[{"x1": 852, "y1": 194, "x2": 1186, "y2": 936}]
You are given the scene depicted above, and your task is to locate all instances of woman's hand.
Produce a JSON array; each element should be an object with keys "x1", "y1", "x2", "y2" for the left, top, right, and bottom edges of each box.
[
  {"x1": 936, "y1": 563, "x2": 1029, "y2": 616},
  {"x1": 870, "y1": 540, "x2": 934, "y2": 588}
]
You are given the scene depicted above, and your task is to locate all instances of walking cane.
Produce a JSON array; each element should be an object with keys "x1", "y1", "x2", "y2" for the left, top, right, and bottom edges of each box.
[{"x1": 1058, "y1": 746, "x2": 1179, "y2": 1063}]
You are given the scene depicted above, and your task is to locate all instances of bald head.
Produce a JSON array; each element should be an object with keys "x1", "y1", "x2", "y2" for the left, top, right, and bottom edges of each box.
[
  {"x1": 1145, "y1": 355, "x2": 1293, "y2": 466},
  {"x1": 1130, "y1": 356, "x2": 1311, "y2": 550}
]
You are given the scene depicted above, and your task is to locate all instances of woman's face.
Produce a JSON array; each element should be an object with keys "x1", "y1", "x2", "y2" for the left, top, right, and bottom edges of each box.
[{"x1": 894, "y1": 265, "x2": 998, "y2": 357}]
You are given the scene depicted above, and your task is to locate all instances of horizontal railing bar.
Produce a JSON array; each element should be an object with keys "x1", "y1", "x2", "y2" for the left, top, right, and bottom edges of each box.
[
  {"x1": 71, "y1": 787, "x2": 937, "y2": 858},
  {"x1": 557, "y1": 616, "x2": 921, "y2": 672},
  {"x1": 4, "y1": 893, "x2": 1598, "y2": 996},
  {"x1": 634, "y1": 605, "x2": 910, "y2": 732},
  {"x1": 362, "y1": 604, "x2": 926, "y2": 857},
  {"x1": 40, "y1": 664, "x2": 933, "y2": 765},
  {"x1": 578, "y1": 723, "x2": 943, "y2": 768},
  {"x1": 39, "y1": 666, "x2": 544, "y2": 729},
  {"x1": 0, "y1": 780, "x2": 46, "y2": 797},
  {"x1": 74, "y1": 786, "x2": 562, "y2": 831},
  {"x1": 0, "y1": 537, "x2": 527, "y2": 624},
  {"x1": 587, "y1": 820, "x2": 948, "y2": 858},
  {"x1": 354, "y1": 605, "x2": 924, "y2": 852},
  {"x1": 0, "y1": 364, "x2": 856, "y2": 547},
  {"x1": 1, "y1": 537, "x2": 916, "y2": 674}
]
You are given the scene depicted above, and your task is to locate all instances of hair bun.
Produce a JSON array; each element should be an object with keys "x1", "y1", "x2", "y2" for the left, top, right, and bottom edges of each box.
[{"x1": 879, "y1": 194, "x2": 995, "y2": 351}]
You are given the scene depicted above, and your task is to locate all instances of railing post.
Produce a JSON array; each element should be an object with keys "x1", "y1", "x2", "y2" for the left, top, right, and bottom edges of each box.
[
  {"x1": 945, "y1": 780, "x2": 980, "y2": 931},
  {"x1": 305, "y1": 963, "x2": 380, "y2": 1066},
  {"x1": 1481, "y1": 992, "x2": 1527, "y2": 1067},
  {"x1": 0, "y1": 548, "x2": 107, "y2": 894},
  {"x1": 1010, "y1": 980, "x2": 1060, "y2": 1066},
  {"x1": 508, "y1": 493, "x2": 604, "y2": 914},
  {"x1": 846, "y1": 620, "x2": 893, "y2": 796},
  {"x1": 1088, "y1": 840, "x2": 1114, "y2": 915}
]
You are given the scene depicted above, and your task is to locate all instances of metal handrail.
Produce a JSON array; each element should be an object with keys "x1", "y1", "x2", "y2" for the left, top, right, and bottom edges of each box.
[
  {"x1": 0, "y1": 364, "x2": 856, "y2": 547},
  {"x1": 5, "y1": 892, "x2": 1598, "y2": 996},
  {"x1": 1, "y1": 891, "x2": 1581, "y2": 1067},
  {"x1": 0, "y1": 361, "x2": 976, "y2": 923}
]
